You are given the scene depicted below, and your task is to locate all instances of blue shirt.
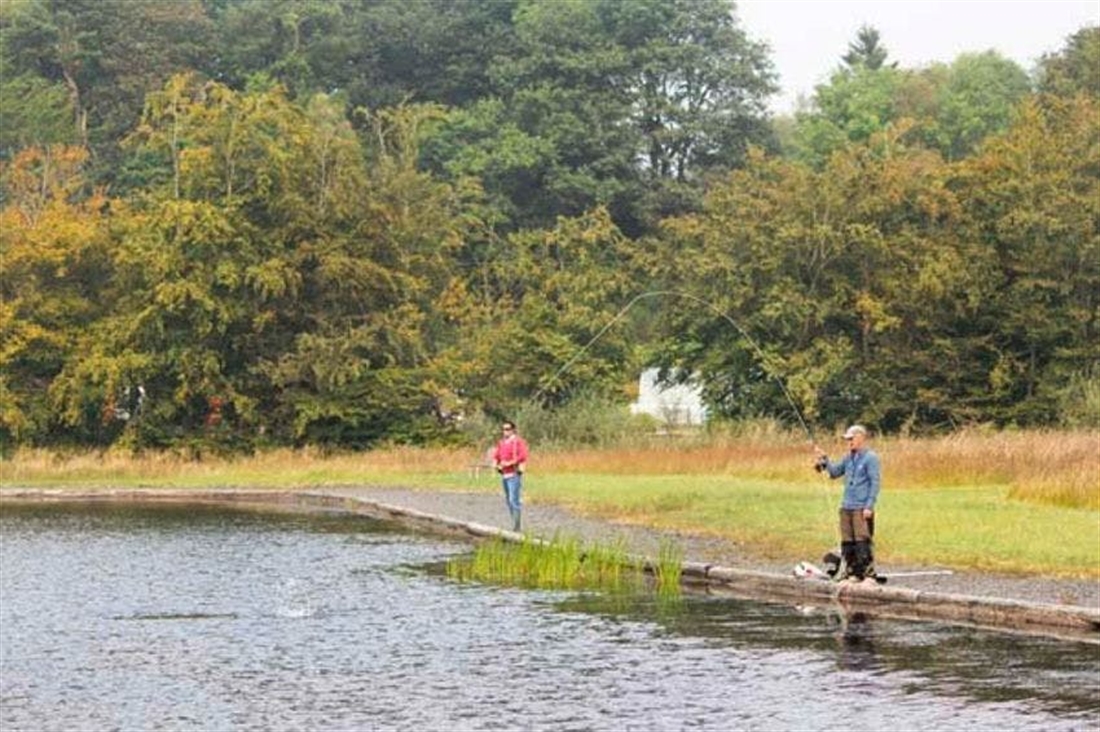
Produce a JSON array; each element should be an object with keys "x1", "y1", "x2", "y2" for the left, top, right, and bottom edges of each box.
[{"x1": 825, "y1": 448, "x2": 881, "y2": 510}]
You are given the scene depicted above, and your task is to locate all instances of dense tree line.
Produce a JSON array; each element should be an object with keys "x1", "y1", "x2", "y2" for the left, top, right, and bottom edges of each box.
[{"x1": 1, "y1": 0, "x2": 1096, "y2": 452}]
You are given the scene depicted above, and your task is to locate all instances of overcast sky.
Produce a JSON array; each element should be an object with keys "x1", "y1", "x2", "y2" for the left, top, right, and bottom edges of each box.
[{"x1": 735, "y1": 0, "x2": 1100, "y2": 114}]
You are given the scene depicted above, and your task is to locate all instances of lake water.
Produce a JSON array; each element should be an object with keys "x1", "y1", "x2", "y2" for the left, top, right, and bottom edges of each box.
[{"x1": 1, "y1": 502, "x2": 1097, "y2": 731}]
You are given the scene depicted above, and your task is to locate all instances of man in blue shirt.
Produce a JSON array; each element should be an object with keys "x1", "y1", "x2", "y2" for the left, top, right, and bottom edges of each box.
[{"x1": 814, "y1": 424, "x2": 881, "y2": 581}]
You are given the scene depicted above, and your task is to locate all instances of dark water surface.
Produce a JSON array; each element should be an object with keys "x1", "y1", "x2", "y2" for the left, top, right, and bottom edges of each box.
[{"x1": 1, "y1": 503, "x2": 1097, "y2": 731}]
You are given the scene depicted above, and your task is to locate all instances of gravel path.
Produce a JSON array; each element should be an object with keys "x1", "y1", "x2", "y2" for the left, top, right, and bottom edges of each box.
[{"x1": 329, "y1": 486, "x2": 1100, "y2": 611}]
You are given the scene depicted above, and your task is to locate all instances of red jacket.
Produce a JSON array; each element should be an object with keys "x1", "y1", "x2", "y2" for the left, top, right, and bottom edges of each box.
[{"x1": 493, "y1": 435, "x2": 529, "y2": 476}]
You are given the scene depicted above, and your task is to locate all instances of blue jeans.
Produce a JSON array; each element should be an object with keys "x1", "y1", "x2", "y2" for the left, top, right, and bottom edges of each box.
[{"x1": 501, "y1": 473, "x2": 523, "y2": 530}]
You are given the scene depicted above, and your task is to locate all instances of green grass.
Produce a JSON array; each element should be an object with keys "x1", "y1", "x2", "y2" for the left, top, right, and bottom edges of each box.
[
  {"x1": 881, "y1": 487, "x2": 1100, "y2": 575},
  {"x1": 506, "y1": 472, "x2": 1100, "y2": 578},
  {"x1": 4, "y1": 448, "x2": 1098, "y2": 578},
  {"x1": 446, "y1": 534, "x2": 676, "y2": 596}
]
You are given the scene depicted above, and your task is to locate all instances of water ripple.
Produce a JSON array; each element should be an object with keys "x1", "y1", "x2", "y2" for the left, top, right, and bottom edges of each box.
[{"x1": 1, "y1": 502, "x2": 1096, "y2": 732}]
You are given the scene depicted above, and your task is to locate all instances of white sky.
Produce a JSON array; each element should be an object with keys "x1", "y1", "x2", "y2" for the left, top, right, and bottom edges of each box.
[{"x1": 735, "y1": 0, "x2": 1100, "y2": 114}]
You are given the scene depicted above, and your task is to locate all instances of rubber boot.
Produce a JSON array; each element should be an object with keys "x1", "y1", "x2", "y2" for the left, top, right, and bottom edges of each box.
[
  {"x1": 855, "y1": 540, "x2": 876, "y2": 581},
  {"x1": 840, "y1": 541, "x2": 857, "y2": 580},
  {"x1": 851, "y1": 540, "x2": 873, "y2": 581},
  {"x1": 511, "y1": 509, "x2": 522, "y2": 533}
]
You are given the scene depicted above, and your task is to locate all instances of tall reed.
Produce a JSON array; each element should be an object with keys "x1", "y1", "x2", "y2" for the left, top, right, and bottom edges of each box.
[
  {"x1": 653, "y1": 539, "x2": 684, "y2": 598},
  {"x1": 445, "y1": 534, "x2": 682, "y2": 596}
]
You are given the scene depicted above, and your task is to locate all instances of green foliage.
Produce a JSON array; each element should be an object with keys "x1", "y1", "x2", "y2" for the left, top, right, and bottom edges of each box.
[
  {"x1": 657, "y1": 92, "x2": 1099, "y2": 432},
  {"x1": 206, "y1": 0, "x2": 346, "y2": 101},
  {"x1": 0, "y1": 145, "x2": 111, "y2": 445},
  {"x1": 437, "y1": 206, "x2": 644, "y2": 414},
  {"x1": 0, "y1": 0, "x2": 215, "y2": 179},
  {"x1": 355, "y1": 0, "x2": 520, "y2": 109},
  {"x1": 952, "y1": 96, "x2": 1100, "y2": 425},
  {"x1": 0, "y1": 73, "x2": 75, "y2": 156},
  {"x1": 45, "y1": 79, "x2": 471, "y2": 450},
  {"x1": 1037, "y1": 25, "x2": 1100, "y2": 99},
  {"x1": 1050, "y1": 368, "x2": 1100, "y2": 429},
  {"x1": 926, "y1": 51, "x2": 1032, "y2": 160},
  {"x1": 842, "y1": 25, "x2": 894, "y2": 71},
  {"x1": 792, "y1": 33, "x2": 1031, "y2": 164},
  {"x1": 0, "y1": 5, "x2": 1096, "y2": 452},
  {"x1": 791, "y1": 65, "x2": 910, "y2": 166},
  {"x1": 507, "y1": 393, "x2": 657, "y2": 450},
  {"x1": 419, "y1": 0, "x2": 775, "y2": 235},
  {"x1": 422, "y1": 99, "x2": 558, "y2": 228},
  {"x1": 446, "y1": 534, "x2": 677, "y2": 597}
]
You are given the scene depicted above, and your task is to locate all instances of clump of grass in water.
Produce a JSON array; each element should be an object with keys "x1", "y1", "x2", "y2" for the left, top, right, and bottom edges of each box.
[
  {"x1": 447, "y1": 534, "x2": 681, "y2": 598},
  {"x1": 652, "y1": 539, "x2": 684, "y2": 598}
]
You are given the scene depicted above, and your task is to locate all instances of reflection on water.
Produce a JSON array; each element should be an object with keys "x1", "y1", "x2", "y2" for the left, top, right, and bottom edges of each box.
[
  {"x1": 552, "y1": 594, "x2": 1100, "y2": 717},
  {"x1": 1, "y1": 502, "x2": 1097, "y2": 732}
]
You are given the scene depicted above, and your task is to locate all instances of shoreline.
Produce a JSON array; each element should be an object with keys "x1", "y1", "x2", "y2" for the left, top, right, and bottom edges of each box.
[{"x1": 2, "y1": 486, "x2": 1098, "y2": 641}]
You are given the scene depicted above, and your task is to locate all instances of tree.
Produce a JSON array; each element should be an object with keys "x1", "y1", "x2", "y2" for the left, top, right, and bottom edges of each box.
[
  {"x1": 1037, "y1": 25, "x2": 1100, "y2": 99},
  {"x1": 50, "y1": 75, "x2": 483, "y2": 449},
  {"x1": 438, "y1": 207, "x2": 642, "y2": 413},
  {"x1": 0, "y1": 69, "x2": 76, "y2": 157},
  {"x1": 790, "y1": 64, "x2": 908, "y2": 167},
  {"x1": 789, "y1": 27, "x2": 910, "y2": 166},
  {"x1": 952, "y1": 96, "x2": 1100, "y2": 424},
  {"x1": 684, "y1": 95, "x2": 1099, "y2": 430},
  {"x1": 655, "y1": 133, "x2": 986, "y2": 432},
  {"x1": 51, "y1": 76, "x2": 339, "y2": 448},
  {"x1": 842, "y1": 25, "x2": 894, "y2": 71},
  {"x1": 205, "y1": 0, "x2": 349, "y2": 100},
  {"x1": 431, "y1": 0, "x2": 775, "y2": 235},
  {"x1": 421, "y1": 98, "x2": 556, "y2": 231},
  {"x1": 352, "y1": 0, "x2": 520, "y2": 109},
  {"x1": 603, "y1": 0, "x2": 776, "y2": 179},
  {"x1": 791, "y1": 40, "x2": 1031, "y2": 165},
  {"x1": 928, "y1": 51, "x2": 1031, "y2": 160},
  {"x1": 0, "y1": 0, "x2": 214, "y2": 179},
  {"x1": 0, "y1": 145, "x2": 111, "y2": 445},
  {"x1": 264, "y1": 103, "x2": 478, "y2": 446},
  {"x1": 206, "y1": 0, "x2": 522, "y2": 113}
]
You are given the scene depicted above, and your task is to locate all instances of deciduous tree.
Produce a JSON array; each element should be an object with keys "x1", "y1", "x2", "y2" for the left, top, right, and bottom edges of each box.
[{"x1": 0, "y1": 145, "x2": 111, "y2": 444}]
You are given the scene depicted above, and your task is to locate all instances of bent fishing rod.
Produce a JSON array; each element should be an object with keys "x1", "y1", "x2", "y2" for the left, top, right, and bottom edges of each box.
[{"x1": 530, "y1": 289, "x2": 818, "y2": 445}]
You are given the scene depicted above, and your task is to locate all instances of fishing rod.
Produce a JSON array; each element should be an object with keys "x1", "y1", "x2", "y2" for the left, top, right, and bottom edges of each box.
[{"x1": 531, "y1": 289, "x2": 818, "y2": 444}]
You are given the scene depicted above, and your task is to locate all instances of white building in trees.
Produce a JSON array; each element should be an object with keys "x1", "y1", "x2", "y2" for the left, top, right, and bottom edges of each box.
[{"x1": 629, "y1": 368, "x2": 707, "y2": 426}]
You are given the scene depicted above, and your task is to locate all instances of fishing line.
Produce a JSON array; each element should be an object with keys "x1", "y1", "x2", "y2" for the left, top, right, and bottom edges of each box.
[
  {"x1": 526, "y1": 289, "x2": 841, "y2": 551},
  {"x1": 531, "y1": 289, "x2": 817, "y2": 444},
  {"x1": 818, "y1": 461, "x2": 838, "y2": 536}
]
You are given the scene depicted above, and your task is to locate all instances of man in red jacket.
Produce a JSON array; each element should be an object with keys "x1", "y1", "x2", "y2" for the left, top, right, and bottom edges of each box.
[{"x1": 493, "y1": 420, "x2": 529, "y2": 532}]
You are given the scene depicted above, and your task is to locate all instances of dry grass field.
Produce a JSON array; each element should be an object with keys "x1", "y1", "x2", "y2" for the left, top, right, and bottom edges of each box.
[
  {"x1": 3, "y1": 429, "x2": 1096, "y2": 509},
  {"x1": 3, "y1": 429, "x2": 1097, "y2": 576}
]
